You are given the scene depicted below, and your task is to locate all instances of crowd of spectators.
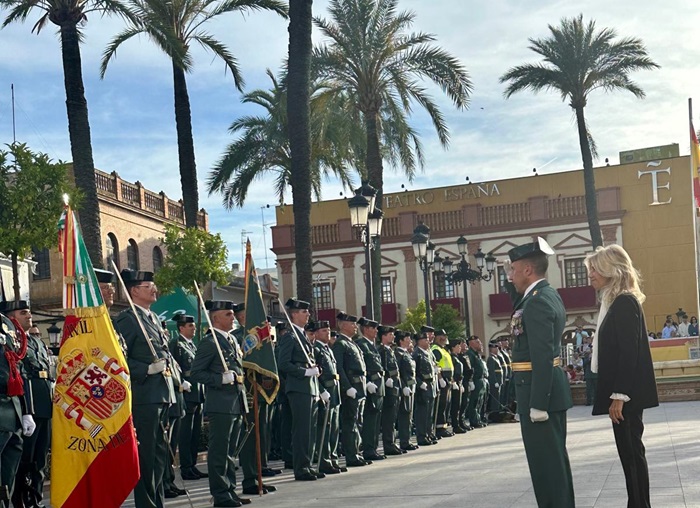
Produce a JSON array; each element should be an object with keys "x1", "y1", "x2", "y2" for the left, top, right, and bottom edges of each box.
[{"x1": 649, "y1": 311, "x2": 699, "y2": 340}]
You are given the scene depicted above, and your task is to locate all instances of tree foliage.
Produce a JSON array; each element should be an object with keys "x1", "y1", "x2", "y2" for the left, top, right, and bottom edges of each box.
[
  {"x1": 432, "y1": 303, "x2": 465, "y2": 339},
  {"x1": 0, "y1": 143, "x2": 75, "y2": 299},
  {"x1": 399, "y1": 300, "x2": 426, "y2": 334},
  {"x1": 154, "y1": 224, "x2": 230, "y2": 295}
]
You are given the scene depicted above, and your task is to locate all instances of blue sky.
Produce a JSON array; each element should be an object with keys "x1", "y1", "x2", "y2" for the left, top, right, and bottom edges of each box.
[{"x1": 1, "y1": 0, "x2": 699, "y2": 267}]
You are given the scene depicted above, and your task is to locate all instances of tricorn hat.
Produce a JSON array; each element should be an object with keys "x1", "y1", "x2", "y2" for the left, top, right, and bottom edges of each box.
[
  {"x1": 285, "y1": 298, "x2": 310, "y2": 310},
  {"x1": 358, "y1": 317, "x2": 379, "y2": 328},
  {"x1": 336, "y1": 312, "x2": 358, "y2": 323},
  {"x1": 94, "y1": 269, "x2": 114, "y2": 284},
  {"x1": 0, "y1": 300, "x2": 29, "y2": 313},
  {"x1": 205, "y1": 300, "x2": 236, "y2": 312},
  {"x1": 377, "y1": 325, "x2": 395, "y2": 335},
  {"x1": 171, "y1": 312, "x2": 195, "y2": 325},
  {"x1": 508, "y1": 237, "x2": 555, "y2": 263},
  {"x1": 420, "y1": 325, "x2": 435, "y2": 334},
  {"x1": 233, "y1": 303, "x2": 245, "y2": 313},
  {"x1": 120, "y1": 269, "x2": 154, "y2": 288}
]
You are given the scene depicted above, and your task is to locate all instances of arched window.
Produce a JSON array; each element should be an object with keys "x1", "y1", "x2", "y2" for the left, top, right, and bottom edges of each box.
[
  {"x1": 105, "y1": 233, "x2": 119, "y2": 271},
  {"x1": 152, "y1": 246, "x2": 163, "y2": 272},
  {"x1": 127, "y1": 239, "x2": 139, "y2": 271}
]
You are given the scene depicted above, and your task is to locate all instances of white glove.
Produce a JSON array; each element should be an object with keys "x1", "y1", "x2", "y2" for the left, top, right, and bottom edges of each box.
[
  {"x1": 366, "y1": 381, "x2": 377, "y2": 394},
  {"x1": 320, "y1": 390, "x2": 331, "y2": 404},
  {"x1": 147, "y1": 359, "x2": 166, "y2": 375},
  {"x1": 304, "y1": 366, "x2": 320, "y2": 377},
  {"x1": 451, "y1": 382, "x2": 458, "y2": 390},
  {"x1": 468, "y1": 381, "x2": 475, "y2": 391},
  {"x1": 182, "y1": 380, "x2": 192, "y2": 392},
  {"x1": 21, "y1": 415, "x2": 35, "y2": 437},
  {"x1": 402, "y1": 387, "x2": 411, "y2": 396},
  {"x1": 439, "y1": 378, "x2": 447, "y2": 389},
  {"x1": 420, "y1": 382, "x2": 428, "y2": 390},
  {"x1": 385, "y1": 378, "x2": 394, "y2": 389},
  {"x1": 495, "y1": 383, "x2": 500, "y2": 388},
  {"x1": 346, "y1": 387, "x2": 357, "y2": 399},
  {"x1": 459, "y1": 385, "x2": 465, "y2": 393},
  {"x1": 530, "y1": 408, "x2": 549, "y2": 423},
  {"x1": 222, "y1": 371, "x2": 235, "y2": 385}
]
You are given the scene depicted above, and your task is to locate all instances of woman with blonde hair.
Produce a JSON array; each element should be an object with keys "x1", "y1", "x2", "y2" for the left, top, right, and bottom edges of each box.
[{"x1": 585, "y1": 244, "x2": 658, "y2": 508}]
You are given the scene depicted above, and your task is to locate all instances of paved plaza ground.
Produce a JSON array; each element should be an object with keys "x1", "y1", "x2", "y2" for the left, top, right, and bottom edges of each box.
[{"x1": 70, "y1": 401, "x2": 700, "y2": 507}]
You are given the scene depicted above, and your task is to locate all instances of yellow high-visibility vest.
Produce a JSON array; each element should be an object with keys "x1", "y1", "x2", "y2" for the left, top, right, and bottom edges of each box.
[{"x1": 431, "y1": 344, "x2": 454, "y2": 372}]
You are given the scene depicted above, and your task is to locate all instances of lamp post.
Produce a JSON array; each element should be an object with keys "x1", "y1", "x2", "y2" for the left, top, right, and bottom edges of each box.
[
  {"x1": 348, "y1": 182, "x2": 382, "y2": 319},
  {"x1": 47, "y1": 322, "x2": 62, "y2": 355},
  {"x1": 439, "y1": 235, "x2": 496, "y2": 336},
  {"x1": 411, "y1": 223, "x2": 436, "y2": 326}
]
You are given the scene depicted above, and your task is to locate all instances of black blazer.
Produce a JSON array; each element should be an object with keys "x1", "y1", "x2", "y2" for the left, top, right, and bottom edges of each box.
[{"x1": 592, "y1": 294, "x2": 659, "y2": 416}]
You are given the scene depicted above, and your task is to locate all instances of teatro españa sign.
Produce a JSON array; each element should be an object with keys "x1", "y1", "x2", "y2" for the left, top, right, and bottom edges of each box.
[{"x1": 383, "y1": 183, "x2": 501, "y2": 209}]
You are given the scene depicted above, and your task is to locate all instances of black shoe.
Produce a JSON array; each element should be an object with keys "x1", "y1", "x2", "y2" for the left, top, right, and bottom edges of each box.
[
  {"x1": 214, "y1": 500, "x2": 241, "y2": 508},
  {"x1": 192, "y1": 466, "x2": 209, "y2": 478},
  {"x1": 295, "y1": 472, "x2": 317, "y2": 481},
  {"x1": 319, "y1": 467, "x2": 341, "y2": 474},
  {"x1": 436, "y1": 429, "x2": 452, "y2": 438},
  {"x1": 332, "y1": 464, "x2": 348, "y2": 472},
  {"x1": 311, "y1": 470, "x2": 326, "y2": 479},
  {"x1": 400, "y1": 443, "x2": 418, "y2": 451},
  {"x1": 454, "y1": 426, "x2": 467, "y2": 434},
  {"x1": 384, "y1": 446, "x2": 403, "y2": 456},
  {"x1": 360, "y1": 458, "x2": 373, "y2": 465},
  {"x1": 417, "y1": 440, "x2": 434, "y2": 446},
  {"x1": 261, "y1": 467, "x2": 282, "y2": 476},
  {"x1": 230, "y1": 492, "x2": 252, "y2": 505},
  {"x1": 164, "y1": 489, "x2": 180, "y2": 499},
  {"x1": 181, "y1": 469, "x2": 200, "y2": 480},
  {"x1": 363, "y1": 453, "x2": 385, "y2": 461},
  {"x1": 173, "y1": 486, "x2": 188, "y2": 495},
  {"x1": 346, "y1": 460, "x2": 368, "y2": 467},
  {"x1": 242, "y1": 484, "x2": 277, "y2": 495}
]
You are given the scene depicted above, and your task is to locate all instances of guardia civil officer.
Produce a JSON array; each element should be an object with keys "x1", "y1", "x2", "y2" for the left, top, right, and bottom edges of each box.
[
  {"x1": 276, "y1": 298, "x2": 321, "y2": 481},
  {"x1": 168, "y1": 313, "x2": 206, "y2": 481},
  {"x1": 457, "y1": 341, "x2": 474, "y2": 431},
  {"x1": 0, "y1": 312, "x2": 32, "y2": 508},
  {"x1": 412, "y1": 333, "x2": 437, "y2": 446},
  {"x1": 163, "y1": 333, "x2": 188, "y2": 499},
  {"x1": 498, "y1": 337, "x2": 513, "y2": 409},
  {"x1": 465, "y1": 336, "x2": 487, "y2": 428},
  {"x1": 115, "y1": 270, "x2": 176, "y2": 508},
  {"x1": 312, "y1": 321, "x2": 343, "y2": 474},
  {"x1": 507, "y1": 237, "x2": 574, "y2": 507},
  {"x1": 393, "y1": 331, "x2": 417, "y2": 451},
  {"x1": 431, "y1": 329, "x2": 454, "y2": 438},
  {"x1": 1, "y1": 302, "x2": 40, "y2": 508},
  {"x1": 190, "y1": 300, "x2": 249, "y2": 507},
  {"x1": 486, "y1": 341, "x2": 504, "y2": 414},
  {"x1": 332, "y1": 313, "x2": 369, "y2": 467},
  {"x1": 356, "y1": 317, "x2": 385, "y2": 461},
  {"x1": 377, "y1": 325, "x2": 403, "y2": 455},
  {"x1": 448, "y1": 338, "x2": 467, "y2": 433}
]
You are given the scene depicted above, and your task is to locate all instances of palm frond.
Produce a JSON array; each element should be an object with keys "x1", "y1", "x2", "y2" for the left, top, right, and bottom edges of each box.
[{"x1": 193, "y1": 32, "x2": 243, "y2": 89}]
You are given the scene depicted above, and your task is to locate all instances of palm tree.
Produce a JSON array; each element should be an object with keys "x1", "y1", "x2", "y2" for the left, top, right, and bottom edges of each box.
[
  {"x1": 206, "y1": 69, "x2": 356, "y2": 208},
  {"x1": 100, "y1": 0, "x2": 287, "y2": 228},
  {"x1": 0, "y1": 0, "x2": 132, "y2": 267},
  {"x1": 313, "y1": 0, "x2": 472, "y2": 319},
  {"x1": 500, "y1": 14, "x2": 659, "y2": 248},
  {"x1": 287, "y1": 0, "x2": 314, "y2": 306}
]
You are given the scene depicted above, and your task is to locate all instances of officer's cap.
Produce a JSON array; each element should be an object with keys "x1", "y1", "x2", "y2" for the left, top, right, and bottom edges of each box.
[
  {"x1": 358, "y1": 317, "x2": 378, "y2": 328},
  {"x1": 233, "y1": 303, "x2": 245, "y2": 314},
  {"x1": 336, "y1": 312, "x2": 358, "y2": 323},
  {"x1": 435, "y1": 328, "x2": 447, "y2": 336},
  {"x1": 120, "y1": 269, "x2": 154, "y2": 288},
  {"x1": 448, "y1": 338, "x2": 464, "y2": 348},
  {"x1": 171, "y1": 312, "x2": 195, "y2": 325},
  {"x1": 420, "y1": 325, "x2": 435, "y2": 334},
  {"x1": 415, "y1": 333, "x2": 429, "y2": 342},
  {"x1": 205, "y1": 300, "x2": 236, "y2": 312},
  {"x1": 316, "y1": 320, "x2": 331, "y2": 330},
  {"x1": 94, "y1": 269, "x2": 114, "y2": 284},
  {"x1": 304, "y1": 321, "x2": 317, "y2": 331},
  {"x1": 393, "y1": 331, "x2": 406, "y2": 344},
  {"x1": 467, "y1": 335, "x2": 480, "y2": 342},
  {"x1": 377, "y1": 325, "x2": 395, "y2": 335},
  {"x1": 285, "y1": 298, "x2": 310, "y2": 310},
  {"x1": 0, "y1": 300, "x2": 29, "y2": 313},
  {"x1": 507, "y1": 236, "x2": 555, "y2": 263},
  {"x1": 488, "y1": 341, "x2": 500, "y2": 349}
]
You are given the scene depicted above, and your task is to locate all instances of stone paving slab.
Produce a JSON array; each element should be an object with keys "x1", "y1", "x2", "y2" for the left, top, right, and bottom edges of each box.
[{"x1": 47, "y1": 400, "x2": 700, "y2": 507}]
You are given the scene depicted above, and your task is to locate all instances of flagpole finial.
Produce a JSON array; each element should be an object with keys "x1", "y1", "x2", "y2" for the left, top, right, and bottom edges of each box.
[{"x1": 63, "y1": 193, "x2": 70, "y2": 206}]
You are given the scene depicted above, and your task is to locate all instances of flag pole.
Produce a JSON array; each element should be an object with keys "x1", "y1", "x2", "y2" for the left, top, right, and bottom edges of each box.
[
  {"x1": 689, "y1": 97, "x2": 700, "y2": 321},
  {"x1": 253, "y1": 379, "x2": 263, "y2": 496},
  {"x1": 193, "y1": 281, "x2": 231, "y2": 373}
]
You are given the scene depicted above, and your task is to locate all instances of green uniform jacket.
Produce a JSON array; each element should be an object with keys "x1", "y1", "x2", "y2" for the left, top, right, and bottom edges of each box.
[
  {"x1": 451, "y1": 353, "x2": 463, "y2": 383},
  {"x1": 332, "y1": 334, "x2": 366, "y2": 397},
  {"x1": 22, "y1": 334, "x2": 53, "y2": 419},
  {"x1": 355, "y1": 336, "x2": 385, "y2": 397},
  {"x1": 116, "y1": 307, "x2": 175, "y2": 405},
  {"x1": 169, "y1": 335, "x2": 205, "y2": 404},
  {"x1": 379, "y1": 344, "x2": 401, "y2": 395},
  {"x1": 190, "y1": 329, "x2": 245, "y2": 415},
  {"x1": 466, "y1": 348, "x2": 485, "y2": 380},
  {"x1": 277, "y1": 326, "x2": 319, "y2": 397},
  {"x1": 487, "y1": 354, "x2": 503, "y2": 387},
  {"x1": 412, "y1": 348, "x2": 437, "y2": 397},
  {"x1": 511, "y1": 280, "x2": 572, "y2": 415},
  {"x1": 314, "y1": 341, "x2": 340, "y2": 407}
]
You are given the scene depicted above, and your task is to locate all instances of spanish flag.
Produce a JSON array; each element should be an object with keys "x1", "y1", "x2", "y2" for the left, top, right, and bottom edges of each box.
[
  {"x1": 50, "y1": 206, "x2": 139, "y2": 508},
  {"x1": 692, "y1": 121, "x2": 700, "y2": 208}
]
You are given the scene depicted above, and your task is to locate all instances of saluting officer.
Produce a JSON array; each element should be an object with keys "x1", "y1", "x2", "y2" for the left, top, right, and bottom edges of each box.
[
  {"x1": 394, "y1": 331, "x2": 417, "y2": 451},
  {"x1": 377, "y1": 326, "x2": 403, "y2": 455},
  {"x1": 115, "y1": 270, "x2": 176, "y2": 508},
  {"x1": 312, "y1": 321, "x2": 344, "y2": 474},
  {"x1": 431, "y1": 329, "x2": 454, "y2": 438},
  {"x1": 465, "y1": 336, "x2": 487, "y2": 428},
  {"x1": 413, "y1": 333, "x2": 437, "y2": 446},
  {"x1": 332, "y1": 313, "x2": 369, "y2": 467},
  {"x1": 449, "y1": 338, "x2": 467, "y2": 433},
  {"x1": 2, "y1": 301, "x2": 43, "y2": 508},
  {"x1": 168, "y1": 314, "x2": 207, "y2": 481},
  {"x1": 487, "y1": 341, "x2": 504, "y2": 414},
  {"x1": 190, "y1": 300, "x2": 250, "y2": 508},
  {"x1": 356, "y1": 317, "x2": 385, "y2": 462},
  {"x1": 277, "y1": 299, "x2": 321, "y2": 482}
]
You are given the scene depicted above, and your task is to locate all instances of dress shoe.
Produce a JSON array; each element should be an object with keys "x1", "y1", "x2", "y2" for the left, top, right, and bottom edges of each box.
[
  {"x1": 311, "y1": 470, "x2": 326, "y2": 479},
  {"x1": 319, "y1": 467, "x2": 341, "y2": 474},
  {"x1": 346, "y1": 459, "x2": 368, "y2": 467},
  {"x1": 436, "y1": 429, "x2": 452, "y2": 438},
  {"x1": 261, "y1": 467, "x2": 282, "y2": 476},
  {"x1": 214, "y1": 500, "x2": 241, "y2": 508},
  {"x1": 400, "y1": 443, "x2": 418, "y2": 451},
  {"x1": 172, "y1": 486, "x2": 187, "y2": 495},
  {"x1": 192, "y1": 467, "x2": 209, "y2": 478},
  {"x1": 295, "y1": 472, "x2": 318, "y2": 481},
  {"x1": 181, "y1": 469, "x2": 200, "y2": 480},
  {"x1": 363, "y1": 453, "x2": 385, "y2": 461},
  {"x1": 164, "y1": 489, "x2": 180, "y2": 499},
  {"x1": 430, "y1": 434, "x2": 441, "y2": 440},
  {"x1": 417, "y1": 440, "x2": 434, "y2": 446},
  {"x1": 454, "y1": 426, "x2": 467, "y2": 434},
  {"x1": 242, "y1": 484, "x2": 277, "y2": 495},
  {"x1": 332, "y1": 463, "x2": 348, "y2": 472},
  {"x1": 472, "y1": 422, "x2": 486, "y2": 428},
  {"x1": 384, "y1": 446, "x2": 403, "y2": 456},
  {"x1": 230, "y1": 492, "x2": 252, "y2": 505}
]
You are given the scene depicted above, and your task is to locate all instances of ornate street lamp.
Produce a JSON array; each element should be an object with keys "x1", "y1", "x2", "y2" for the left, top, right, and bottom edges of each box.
[
  {"x1": 348, "y1": 183, "x2": 381, "y2": 319},
  {"x1": 438, "y1": 235, "x2": 496, "y2": 336},
  {"x1": 411, "y1": 224, "x2": 438, "y2": 326},
  {"x1": 47, "y1": 322, "x2": 62, "y2": 355}
]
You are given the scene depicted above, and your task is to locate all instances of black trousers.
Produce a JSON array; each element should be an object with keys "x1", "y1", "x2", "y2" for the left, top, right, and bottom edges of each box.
[
  {"x1": 612, "y1": 410, "x2": 650, "y2": 508},
  {"x1": 288, "y1": 392, "x2": 317, "y2": 477},
  {"x1": 179, "y1": 402, "x2": 203, "y2": 470},
  {"x1": 13, "y1": 416, "x2": 50, "y2": 506}
]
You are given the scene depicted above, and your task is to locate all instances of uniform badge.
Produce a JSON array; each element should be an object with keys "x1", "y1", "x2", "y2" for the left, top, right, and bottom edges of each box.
[{"x1": 510, "y1": 309, "x2": 524, "y2": 337}]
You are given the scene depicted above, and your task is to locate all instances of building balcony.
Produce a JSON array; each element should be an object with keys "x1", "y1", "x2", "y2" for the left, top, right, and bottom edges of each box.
[
  {"x1": 489, "y1": 293, "x2": 513, "y2": 317},
  {"x1": 317, "y1": 308, "x2": 339, "y2": 329},
  {"x1": 361, "y1": 303, "x2": 401, "y2": 325},
  {"x1": 557, "y1": 286, "x2": 597, "y2": 310},
  {"x1": 432, "y1": 297, "x2": 462, "y2": 314}
]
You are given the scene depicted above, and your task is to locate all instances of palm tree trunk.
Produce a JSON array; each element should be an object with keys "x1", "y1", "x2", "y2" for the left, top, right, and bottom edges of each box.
[
  {"x1": 574, "y1": 106, "x2": 603, "y2": 248},
  {"x1": 287, "y1": 0, "x2": 314, "y2": 307},
  {"x1": 59, "y1": 22, "x2": 103, "y2": 267},
  {"x1": 365, "y1": 110, "x2": 383, "y2": 322},
  {"x1": 172, "y1": 61, "x2": 200, "y2": 229}
]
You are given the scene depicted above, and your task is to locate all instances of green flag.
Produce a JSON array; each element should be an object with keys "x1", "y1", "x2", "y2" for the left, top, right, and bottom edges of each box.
[{"x1": 240, "y1": 240, "x2": 279, "y2": 404}]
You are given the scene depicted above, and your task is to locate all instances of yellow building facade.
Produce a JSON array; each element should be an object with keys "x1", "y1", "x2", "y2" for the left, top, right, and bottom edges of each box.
[{"x1": 272, "y1": 154, "x2": 699, "y2": 345}]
